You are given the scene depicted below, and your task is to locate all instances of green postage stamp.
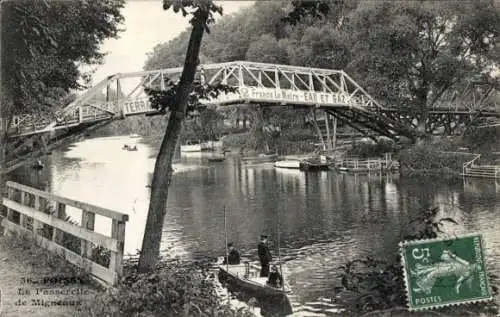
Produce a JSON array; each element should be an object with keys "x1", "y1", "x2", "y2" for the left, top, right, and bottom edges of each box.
[{"x1": 400, "y1": 233, "x2": 493, "y2": 311}]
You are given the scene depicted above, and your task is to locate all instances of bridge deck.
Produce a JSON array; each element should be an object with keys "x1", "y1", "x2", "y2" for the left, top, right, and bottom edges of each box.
[{"x1": 3, "y1": 61, "x2": 498, "y2": 139}]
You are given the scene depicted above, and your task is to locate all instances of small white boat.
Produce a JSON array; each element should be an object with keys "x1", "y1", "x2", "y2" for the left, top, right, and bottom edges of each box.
[
  {"x1": 274, "y1": 160, "x2": 302, "y2": 169},
  {"x1": 180, "y1": 144, "x2": 205, "y2": 152},
  {"x1": 129, "y1": 133, "x2": 141, "y2": 138}
]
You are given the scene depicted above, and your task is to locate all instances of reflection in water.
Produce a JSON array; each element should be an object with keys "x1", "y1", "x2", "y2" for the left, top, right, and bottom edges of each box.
[{"x1": 9, "y1": 136, "x2": 500, "y2": 316}]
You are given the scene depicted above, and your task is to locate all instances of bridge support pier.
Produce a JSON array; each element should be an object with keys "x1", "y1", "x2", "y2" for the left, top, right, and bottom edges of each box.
[
  {"x1": 323, "y1": 112, "x2": 337, "y2": 156},
  {"x1": 332, "y1": 115, "x2": 337, "y2": 152}
]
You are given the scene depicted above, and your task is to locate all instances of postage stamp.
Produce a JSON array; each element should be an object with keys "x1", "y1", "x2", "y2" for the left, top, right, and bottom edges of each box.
[{"x1": 400, "y1": 233, "x2": 494, "y2": 311}]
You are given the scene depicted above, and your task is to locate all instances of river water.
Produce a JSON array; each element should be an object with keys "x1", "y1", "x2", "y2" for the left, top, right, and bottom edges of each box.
[{"x1": 10, "y1": 135, "x2": 500, "y2": 316}]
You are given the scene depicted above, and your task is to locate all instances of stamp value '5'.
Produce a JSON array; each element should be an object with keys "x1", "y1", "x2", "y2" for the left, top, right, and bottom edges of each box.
[{"x1": 400, "y1": 233, "x2": 494, "y2": 311}]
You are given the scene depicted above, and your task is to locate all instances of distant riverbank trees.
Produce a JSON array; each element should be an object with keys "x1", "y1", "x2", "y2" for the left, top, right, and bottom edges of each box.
[{"x1": 143, "y1": 0, "x2": 499, "y2": 141}]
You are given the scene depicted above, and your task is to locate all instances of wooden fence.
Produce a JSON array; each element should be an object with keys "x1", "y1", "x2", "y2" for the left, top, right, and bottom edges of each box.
[{"x1": 0, "y1": 181, "x2": 128, "y2": 285}]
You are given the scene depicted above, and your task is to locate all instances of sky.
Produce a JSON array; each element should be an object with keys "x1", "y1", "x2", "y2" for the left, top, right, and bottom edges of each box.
[{"x1": 89, "y1": 0, "x2": 255, "y2": 86}]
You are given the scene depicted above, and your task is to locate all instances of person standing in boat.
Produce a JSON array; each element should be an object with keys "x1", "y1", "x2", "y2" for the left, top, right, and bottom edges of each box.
[
  {"x1": 258, "y1": 234, "x2": 272, "y2": 277},
  {"x1": 223, "y1": 242, "x2": 241, "y2": 265}
]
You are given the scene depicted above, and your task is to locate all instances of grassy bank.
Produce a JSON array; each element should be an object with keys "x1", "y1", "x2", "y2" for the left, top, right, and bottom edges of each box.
[
  {"x1": 79, "y1": 259, "x2": 254, "y2": 317},
  {"x1": 0, "y1": 230, "x2": 99, "y2": 317},
  {"x1": 0, "y1": 229, "x2": 254, "y2": 317},
  {"x1": 399, "y1": 141, "x2": 469, "y2": 176},
  {"x1": 398, "y1": 127, "x2": 500, "y2": 176}
]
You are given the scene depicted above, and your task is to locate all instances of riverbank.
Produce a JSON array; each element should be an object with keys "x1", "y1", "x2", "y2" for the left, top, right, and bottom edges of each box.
[
  {"x1": 0, "y1": 228, "x2": 254, "y2": 317},
  {"x1": 80, "y1": 259, "x2": 255, "y2": 317},
  {"x1": 0, "y1": 230, "x2": 98, "y2": 317},
  {"x1": 398, "y1": 130, "x2": 500, "y2": 177}
]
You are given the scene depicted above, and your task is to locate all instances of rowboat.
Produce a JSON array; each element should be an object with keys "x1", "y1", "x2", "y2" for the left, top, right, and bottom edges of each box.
[
  {"x1": 208, "y1": 157, "x2": 226, "y2": 162},
  {"x1": 122, "y1": 144, "x2": 138, "y2": 151},
  {"x1": 274, "y1": 159, "x2": 331, "y2": 171},
  {"x1": 241, "y1": 153, "x2": 279, "y2": 163},
  {"x1": 218, "y1": 262, "x2": 293, "y2": 315},
  {"x1": 218, "y1": 206, "x2": 293, "y2": 316}
]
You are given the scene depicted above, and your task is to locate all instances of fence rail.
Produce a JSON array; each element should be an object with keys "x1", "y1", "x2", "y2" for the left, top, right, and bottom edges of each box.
[{"x1": 0, "y1": 181, "x2": 128, "y2": 285}]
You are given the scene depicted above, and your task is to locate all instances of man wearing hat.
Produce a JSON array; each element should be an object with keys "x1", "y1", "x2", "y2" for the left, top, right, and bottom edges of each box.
[
  {"x1": 223, "y1": 242, "x2": 241, "y2": 265},
  {"x1": 258, "y1": 234, "x2": 272, "y2": 277}
]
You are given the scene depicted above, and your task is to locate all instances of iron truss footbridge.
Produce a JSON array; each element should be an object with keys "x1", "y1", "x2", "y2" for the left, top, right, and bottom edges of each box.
[{"x1": 5, "y1": 61, "x2": 500, "y2": 140}]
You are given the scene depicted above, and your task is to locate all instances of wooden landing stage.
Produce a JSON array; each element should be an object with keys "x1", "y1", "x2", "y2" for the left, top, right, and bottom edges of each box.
[
  {"x1": 335, "y1": 155, "x2": 399, "y2": 173},
  {"x1": 0, "y1": 181, "x2": 128, "y2": 285}
]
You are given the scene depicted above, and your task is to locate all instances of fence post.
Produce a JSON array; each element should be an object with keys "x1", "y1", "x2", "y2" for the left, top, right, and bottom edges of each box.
[
  {"x1": 110, "y1": 219, "x2": 126, "y2": 284},
  {"x1": 33, "y1": 195, "x2": 44, "y2": 237},
  {"x1": 19, "y1": 191, "x2": 27, "y2": 229},
  {"x1": 52, "y1": 202, "x2": 66, "y2": 244},
  {"x1": 6, "y1": 186, "x2": 14, "y2": 223},
  {"x1": 81, "y1": 210, "x2": 95, "y2": 259}
]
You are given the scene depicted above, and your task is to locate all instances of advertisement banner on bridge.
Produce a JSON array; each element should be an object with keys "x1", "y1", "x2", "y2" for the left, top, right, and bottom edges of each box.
[
  {"x1": 120, "y1": 87, "x2": 357, "y2": 114},
  {"x1": 202, "y1": 87, "x2": 355, "y2": 106}
]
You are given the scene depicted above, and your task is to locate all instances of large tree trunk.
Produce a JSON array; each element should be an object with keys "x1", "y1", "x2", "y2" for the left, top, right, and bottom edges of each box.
[
  {"x1": 137, "y1": 10, "x2": 209, "y2": 273},
  {"x1": 0, "y1": 115, "x2": 10, "y2": 193},
  {"x1": 0, "y1": 132, "x2": 6, "y2": 193}
]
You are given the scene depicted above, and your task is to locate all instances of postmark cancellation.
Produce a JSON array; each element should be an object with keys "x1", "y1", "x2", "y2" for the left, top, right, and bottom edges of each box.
[{"x1": 400, "y1": 233, "x2": 494, "y2": 311}]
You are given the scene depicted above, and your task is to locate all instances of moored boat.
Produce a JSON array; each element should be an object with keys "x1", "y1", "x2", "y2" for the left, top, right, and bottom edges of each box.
[
  {"x1": 208, "y1": 157, "x2": 226, "y2": 162},
  {"x1": 274, "y1": 160, "x2": 302, "y2": 169},
  {"x1": 180, "y1": 144, "x2": 205, "y2": 152},
  {"x1": 241, "y1": 153, "x2": 279, "y2": 163},
  {"x1": 300, "y1": 160, "x2": 330, "y2": 171}
]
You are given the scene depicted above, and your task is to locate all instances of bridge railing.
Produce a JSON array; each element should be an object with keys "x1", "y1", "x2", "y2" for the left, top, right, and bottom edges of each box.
[
  {"x1": 0, "y1": 181, "x2": 128, "y2": 285},
  {"x1": 463, "y1": 154, "x2": 481, "y2": 175}
]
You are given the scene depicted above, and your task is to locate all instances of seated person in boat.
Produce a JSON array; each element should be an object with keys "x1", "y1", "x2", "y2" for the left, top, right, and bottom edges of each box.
[
  {"x1": 258, "y1": 234, "x2": 272, "y2": 277},
  {"x1": 223, "y1": 242, "x2": 241, "y2": 265},
  {"x1": 267, "y1": 265, "x2": 283, "y2": 288}
]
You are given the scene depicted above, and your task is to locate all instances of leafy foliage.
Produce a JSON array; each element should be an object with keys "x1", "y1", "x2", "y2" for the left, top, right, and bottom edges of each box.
[
  {"x1": 1, "y1": 0, "x2": 125, "y2": 117},
  {"x1": 143, "y1": 0, "x2": 500, "y2": 143},
  {"x1": 145, "y1": 81, "x2": 238, "y2": 115},
  {"x1": 336, "y1": 207, "x2": 499, "y2": 315},
  {"x1": 85, "y1": 259, "x2": 254, "y2": 317},
  {"x1": 399, "y1": 141, "x2": 474, "y2": 172},
  {"x1": 282, "y1": 0, "x2": 341, "y2": 25},
  {"x1": 346, "y1": 137, "x2": 396, "y2": 158},
  {"x1": 163, "y1": 0, "x2": 222, "y2": 32}
]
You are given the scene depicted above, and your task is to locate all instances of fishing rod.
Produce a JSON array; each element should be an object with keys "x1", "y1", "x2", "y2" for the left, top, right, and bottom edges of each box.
[
  {"x1": 223, "y1": 205, "x2": 229, "y2": 273},
  {"x1": 277, "y1": 209, "x2": 285, "y2": 293}
]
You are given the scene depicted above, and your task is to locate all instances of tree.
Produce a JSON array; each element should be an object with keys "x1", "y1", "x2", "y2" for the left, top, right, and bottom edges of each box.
[
  {"x1": 137, "y1": 0, "x2": 229, "y2": 272},
  {"x1": 348, "y1": 1, "x2": 500, "y2": 134},
  {"x1": 0, "y1": 0, "x2": 124, "y2": 182},
  {"x1": 284, "y1": 0, "x2": 500, "y2": 136},
  {"x1": 245, "y1": 34, "x2": 289, "y2": 65},
  {"x1": 1, "y1": 0, "x2": 125, "y2": 118}
]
